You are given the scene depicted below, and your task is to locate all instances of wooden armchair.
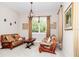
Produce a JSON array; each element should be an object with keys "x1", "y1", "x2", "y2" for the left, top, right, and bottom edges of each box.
[{"x1": 39, "y1": 35, "x2": 57, "y2": 54}]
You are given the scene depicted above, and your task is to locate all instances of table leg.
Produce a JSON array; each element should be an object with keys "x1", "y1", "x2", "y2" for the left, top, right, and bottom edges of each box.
[
  {"x1": 25, "y1": 45, "x2": 31, "y2": 49},
  {"x1": 25, "y1": 43, "x2": 31, "y2": 49},
  {"x1": 31, "y1": 42, "x2": 34, "y2": 45}
]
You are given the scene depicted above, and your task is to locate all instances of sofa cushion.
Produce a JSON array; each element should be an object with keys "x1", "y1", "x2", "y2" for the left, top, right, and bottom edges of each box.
[
  {"x1": 6, "y1": 35, "x2": 15, "y2": 42},
  {"x1": 12, "y1": 40, "x2": 23, "y2": 46},
  {"x1": 18, "y1": 38, "x2": 23, "y2": 40},
  {"x1": 14, "y1": 34, "x2": 20, "y2": 41},
  {"x1": 2, "y1": 35, "x2": 7, "y2": 42}
]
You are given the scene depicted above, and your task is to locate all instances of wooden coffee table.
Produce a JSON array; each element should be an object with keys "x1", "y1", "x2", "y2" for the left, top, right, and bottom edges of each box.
[{"x1": 25, "y1": 38, "x2": 36, "y2": 49}]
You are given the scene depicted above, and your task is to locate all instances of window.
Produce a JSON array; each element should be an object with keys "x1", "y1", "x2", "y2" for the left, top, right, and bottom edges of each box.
[{"x1": 32, "y1": 17, "x2": 47, "y2": 33}]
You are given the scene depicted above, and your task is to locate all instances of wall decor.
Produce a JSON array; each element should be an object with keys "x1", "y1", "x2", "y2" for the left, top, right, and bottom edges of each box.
[
  {"x1": 14, "y1": 21, "x2": 16, "y2": 24},
  {"x1": 4, "y1": 18, "x2": 6, "y2": 22},
  {"x1": 10, "y1": 22, "x2": 12, "y2": 26},
  {"x1": 51, "y1": 22, "x2": 56, "y2": 29},
  {"x1": 65, "y1": 3, "x2": 72, "y2": 30},
  {"x1": 22, "y1": 23, "x2": 28, "y2": 30}
]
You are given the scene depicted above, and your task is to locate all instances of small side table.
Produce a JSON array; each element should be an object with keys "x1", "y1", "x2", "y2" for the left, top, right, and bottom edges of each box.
[{"x1": 25, "y1": 38, "x2": 36, "y2": 49}]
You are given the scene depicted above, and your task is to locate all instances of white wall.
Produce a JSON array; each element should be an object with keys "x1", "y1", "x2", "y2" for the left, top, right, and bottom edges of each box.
[
  {"x1": 18, "y1": 14, "x2": 29, "y2": 39},
  {"x1": 62, "y1": 2, "x2": 74, "y2": 57},
  {"x1": 0, "y1": 6, "x2": 19, "y2": 35},
  {"x1": 50, "y1": 14, "x2": 58, "y2": 40},
  {"x1": 0, "y1": 6, "x2": 19, "y2": 48}
]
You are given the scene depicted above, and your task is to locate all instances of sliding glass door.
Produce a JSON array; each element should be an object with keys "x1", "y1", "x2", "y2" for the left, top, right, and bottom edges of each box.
[{"x1": 32, "y1": 16, "x2": 47, "y2": 42}]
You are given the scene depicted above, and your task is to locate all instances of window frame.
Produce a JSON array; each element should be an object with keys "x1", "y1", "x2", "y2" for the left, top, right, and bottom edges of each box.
[{"x1": 32, "y1": 16, "x2": 47, "y2": 34}]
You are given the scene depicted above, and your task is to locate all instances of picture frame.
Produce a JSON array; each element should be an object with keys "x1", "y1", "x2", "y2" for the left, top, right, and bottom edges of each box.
[
  {"x1": 64, "y1": 3, "x2": 72, "y2": 30},
  {"x1": 51, "y1": 22, "x2": 56, "y2": 29},
  {"x1": 22, "y1": 23, "x2": 28, "y2": 30}
]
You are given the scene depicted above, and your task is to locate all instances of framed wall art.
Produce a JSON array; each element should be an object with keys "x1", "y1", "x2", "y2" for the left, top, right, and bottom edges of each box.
[
  {"x1": 22, "y1": 23, "x2": 28, "y2": 30},
  {"x1": 51, "y1": 22, "x2": 56, "y2": 29},
  {"x1": 64, "y1": 3, "x2": 72, "y2": 30}
]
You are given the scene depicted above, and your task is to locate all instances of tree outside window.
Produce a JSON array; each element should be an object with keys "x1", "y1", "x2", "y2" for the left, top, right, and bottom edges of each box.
[{"x1": 32, "y1": 17, "x2": 47, "y2": 33}]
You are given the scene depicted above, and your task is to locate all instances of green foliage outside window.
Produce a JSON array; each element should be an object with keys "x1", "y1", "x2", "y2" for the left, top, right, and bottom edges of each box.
[
  {"x1": 32, "y1": 17, "x2": 47, "y2": 33},
  {"x1": 32, "y1": 18, "x2": 39, "y2": 32},
  {"x1": 40, "y1": 18, "x2": 47, "y2": 32}
]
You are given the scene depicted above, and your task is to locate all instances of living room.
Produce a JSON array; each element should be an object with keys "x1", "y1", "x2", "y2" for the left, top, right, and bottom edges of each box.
[{"x1": 0, "y1": 1, "x2": 79, "y2": 57}]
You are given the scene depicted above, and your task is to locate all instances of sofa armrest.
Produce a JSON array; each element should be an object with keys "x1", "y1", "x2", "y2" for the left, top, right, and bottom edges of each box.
[{"x1": 1, "y1": 41, "x2": 13, "y2": 48}]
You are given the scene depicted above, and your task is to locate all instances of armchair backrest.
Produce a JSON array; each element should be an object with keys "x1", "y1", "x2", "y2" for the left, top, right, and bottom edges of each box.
[{"x1": 50, "y1": 35, "x2": 56, "y2": 50}]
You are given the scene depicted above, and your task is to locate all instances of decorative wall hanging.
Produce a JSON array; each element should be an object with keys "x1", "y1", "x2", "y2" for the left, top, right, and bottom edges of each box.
[
  {"x1": 4, "y1": 18, "x2": 6, "y2": 22},
  {"x1": 51, "y1": 22, "x2": 56, "y2": 29},
  {"x1": 22, "y1": 23, "x2": 28, "y2": 30},
  {"x1": 14, "y1": 21, "x2": 16, "y2": 24},
  {"x1": 10, "y1": 22, "x2": 12, "y2": 26},
  {"x1": 64, "y1": 3, "x2": 72, "y2": 30}
]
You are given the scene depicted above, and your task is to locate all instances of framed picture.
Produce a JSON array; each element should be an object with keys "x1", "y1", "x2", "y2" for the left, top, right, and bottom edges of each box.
[
  {"x1": 64, "y1": 3, "x2": 72, "y2": 30},
  {"x1": 51, "y1": 22, "x2": 56, "y2": 29},
  {"x1": 22, "y1": 23, "x2": 28, "y2": 30}
]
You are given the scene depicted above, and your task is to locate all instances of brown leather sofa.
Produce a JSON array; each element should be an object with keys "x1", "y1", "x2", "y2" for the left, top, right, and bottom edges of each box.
[{"x1": 1, "y1": 34, "x2": 24, "y2": 49}]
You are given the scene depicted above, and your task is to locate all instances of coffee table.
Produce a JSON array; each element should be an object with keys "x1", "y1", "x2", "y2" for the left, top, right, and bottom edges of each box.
[{"x1": 25, "y1": 38, "x2": 36, "y2": 49}]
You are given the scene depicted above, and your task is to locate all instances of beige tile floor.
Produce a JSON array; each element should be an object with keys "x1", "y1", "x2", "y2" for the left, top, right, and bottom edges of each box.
[{"x1": 0, "y1": 42, "x2": 64, "y2": 57}]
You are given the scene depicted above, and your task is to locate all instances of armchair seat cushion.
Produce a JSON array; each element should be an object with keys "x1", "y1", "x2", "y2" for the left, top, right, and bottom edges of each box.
[{"x1": 40, "y1": 42, "x2": 51, "y2": 46}]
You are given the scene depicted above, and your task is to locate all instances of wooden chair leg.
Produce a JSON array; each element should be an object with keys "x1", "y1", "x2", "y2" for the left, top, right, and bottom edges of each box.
[
  {"x1": 39, "y1": 47, "x2": 42, "y2": 53},
  {"x1": 52, "y1": 48, "x2": 56, "y2": 54}
]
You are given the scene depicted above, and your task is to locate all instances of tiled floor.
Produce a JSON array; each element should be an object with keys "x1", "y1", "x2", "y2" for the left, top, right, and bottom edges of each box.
[{"x1": 0, "y1": 42, "x2": 64, "y2": 57}]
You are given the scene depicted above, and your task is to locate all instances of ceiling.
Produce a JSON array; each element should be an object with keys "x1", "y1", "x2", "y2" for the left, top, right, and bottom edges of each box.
[{"x1": 0, "y1": 2, "x2": 62, "y2": 16}]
